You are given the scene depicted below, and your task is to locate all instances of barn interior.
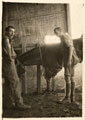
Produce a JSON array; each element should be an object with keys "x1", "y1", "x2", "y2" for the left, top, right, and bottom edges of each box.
[{"x1": 2, "y1": 2, "x2": 82, "y2": 118}]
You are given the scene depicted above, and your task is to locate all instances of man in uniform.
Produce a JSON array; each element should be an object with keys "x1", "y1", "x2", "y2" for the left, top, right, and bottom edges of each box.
[
  {"x1": 2, "y1": 26, "x2": 31, "y2": 109},
  {"x1": 54, "y1": 27, "x2": 80, "y2": 103}
]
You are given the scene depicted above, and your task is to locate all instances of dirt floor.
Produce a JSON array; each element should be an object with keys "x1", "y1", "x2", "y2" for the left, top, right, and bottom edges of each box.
[
  {"x1": 2, "y1": 63, "x2": 82, "y2": 118},
  {"x1": 3, "y1": 89, "x2": 82, "y2": 118}
]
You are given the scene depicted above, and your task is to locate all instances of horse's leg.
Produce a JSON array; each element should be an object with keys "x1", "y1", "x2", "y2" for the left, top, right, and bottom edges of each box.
[
  {"x1": 46, "y1": 78, "x2": 51, "y2": 92},
  {"x1": 51, "y1": 77, "x2": 55, "y2": 92},
  {"x1": 70, "y1": 65, "x2": 75, "y2": 102},
  {"x1": 52, "y1": 77, "x2": 55, "y2": 92}
]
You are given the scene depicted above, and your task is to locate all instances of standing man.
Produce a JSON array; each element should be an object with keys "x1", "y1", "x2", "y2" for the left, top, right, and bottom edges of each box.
[
  {"x1": 2, "y1": 26, "x2": 31, "y2": 109},
  {"x1": 54, "y1": 27, "x2": 80, "y2": 103}
]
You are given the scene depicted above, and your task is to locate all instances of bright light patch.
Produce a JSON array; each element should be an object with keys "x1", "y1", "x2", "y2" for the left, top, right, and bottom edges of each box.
[
  {"x1": 44, "y1": 35, "x2": 61, "y2": 44},
  {"x1": 70, "y1": 3, "x2": 83, "y2": 39}
]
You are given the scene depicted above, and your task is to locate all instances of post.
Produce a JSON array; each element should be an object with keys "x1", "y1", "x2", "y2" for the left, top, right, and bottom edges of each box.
[
  {"x1": 37, "y1": 64, "x2": 41, "y2": 94},
  {"x1": 66, "y1": 4, "x2": 71, "y2": 35}
]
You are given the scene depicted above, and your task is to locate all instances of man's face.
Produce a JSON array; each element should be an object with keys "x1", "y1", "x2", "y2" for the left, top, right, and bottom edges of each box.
[
  {"x1": 7, "y1": 28, "x2": 15, "y2": 40},
  {"x1": 54, "y1": 29, "x2": 61, "y2": 37}
]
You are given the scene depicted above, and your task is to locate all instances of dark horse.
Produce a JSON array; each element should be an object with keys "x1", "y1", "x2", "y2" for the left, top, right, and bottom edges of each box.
[{"x1": 18, "y1": 36, "x2": 83, "y2": 103}]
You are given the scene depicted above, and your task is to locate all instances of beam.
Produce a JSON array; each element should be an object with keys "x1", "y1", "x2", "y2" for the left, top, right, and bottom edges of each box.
[{"x1": 37, "y1": 64, "x2": 41, "y2": 94}]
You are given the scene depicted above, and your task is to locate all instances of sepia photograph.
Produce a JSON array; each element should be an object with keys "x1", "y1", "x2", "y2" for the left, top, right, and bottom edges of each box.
[{"x1": 1, "y1": 0, "x2": 84, "y2": 119}]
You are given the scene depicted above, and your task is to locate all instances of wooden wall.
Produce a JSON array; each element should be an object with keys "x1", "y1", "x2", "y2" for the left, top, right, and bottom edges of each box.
[{"x1": 2, "y1": 2, "x2": 68, "y2": 94}]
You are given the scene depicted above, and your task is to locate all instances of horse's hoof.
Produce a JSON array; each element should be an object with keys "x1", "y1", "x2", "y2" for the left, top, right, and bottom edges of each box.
[
  {"x1": 57, "y1": 97, "x2": 71, "y2": 104},
  {"x1": 43, "y1": 89, "x2": 51, "y2": 94}
]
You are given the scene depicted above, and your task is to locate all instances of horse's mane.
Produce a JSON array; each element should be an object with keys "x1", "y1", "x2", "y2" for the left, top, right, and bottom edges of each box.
[{"x1": 73, "y1": 37, "x2": 83, "y2": 48}]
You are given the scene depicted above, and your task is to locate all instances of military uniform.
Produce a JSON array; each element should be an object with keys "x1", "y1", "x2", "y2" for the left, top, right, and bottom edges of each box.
[
  {"x1": 60, "y1": 33, "x2": 80, "y2": 76},
  {"x1": 59, "y1": 33, "x2": 80, "y2": 103},
  {"x1": 2, "y1": 36, "x2": 24, "y2": 108}
]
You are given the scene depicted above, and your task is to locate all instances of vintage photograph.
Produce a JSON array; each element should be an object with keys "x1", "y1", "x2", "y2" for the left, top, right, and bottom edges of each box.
[{"x1": 2, "y1": 0, "x2": 83, "y2": 118}]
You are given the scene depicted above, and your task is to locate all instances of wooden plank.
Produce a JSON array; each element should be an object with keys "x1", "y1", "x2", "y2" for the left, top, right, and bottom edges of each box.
[{"x1": 37, "y1": 64, "x2": 41, "y2": 94}]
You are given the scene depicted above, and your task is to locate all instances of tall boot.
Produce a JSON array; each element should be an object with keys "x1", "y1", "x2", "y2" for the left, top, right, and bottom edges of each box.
[
  {"x1": 57, "y1": 76, "x2": 71, "y2": 104},
  {"x1": 57, "y1": 82, "x2": 71, "y2": 104},
  {"x1": 3, "y1": 81, "x2": 15, "y2": 109},
  {"x1": 64, "y1": 75, "x2": 71, "y2": 100},
  {"x1": 65, "y1": 82, "x2": 71, "y2": 100},
  {"x1": 14, "y1": 81, "x2": 31, "y2": 109},
  {"x1": 71, "y1": 81, "x2": 75, "y2": 102}
]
